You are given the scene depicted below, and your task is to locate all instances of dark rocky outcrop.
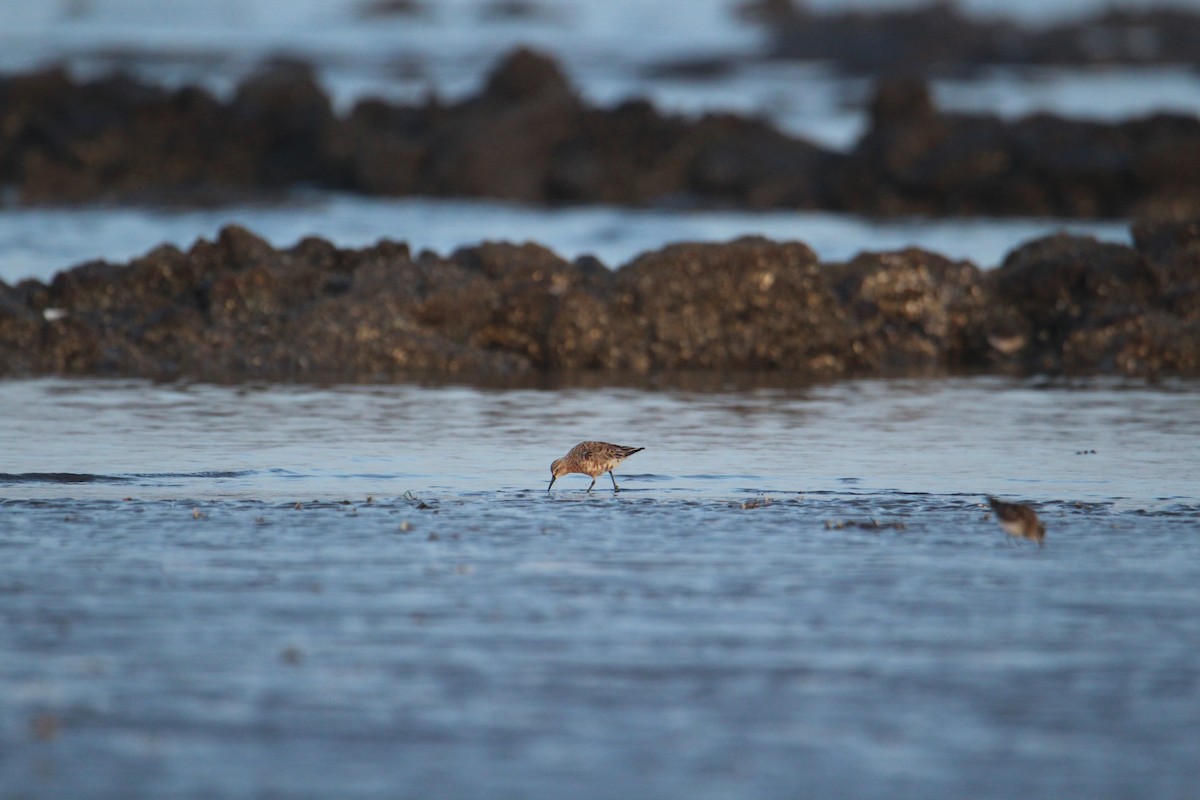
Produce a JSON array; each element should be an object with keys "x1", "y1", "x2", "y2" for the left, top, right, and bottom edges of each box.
[
  {"x1": 0, "y1": 60, "x2": 338, "y2": 205},
  {"x1": 757, "y1": 2, "x2": 1200, "y2": 74},
  {"x1": 840, "y1": 79, "x2": 1200, "y2": 217},
  {"x1": 987, "y1": 220, "x2": 1200, "y2": 376},
  {"x1": 3, "y1": 222, "x2": 1198, "y2": 381},
  {"x1": 4, "y1": 48, "x2": 1200, "y2": 217}
]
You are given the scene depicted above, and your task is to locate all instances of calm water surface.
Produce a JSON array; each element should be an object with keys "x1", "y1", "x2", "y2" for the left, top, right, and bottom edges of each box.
[
  {"x1": 0, "y1": 197, "x2": 1132, "y2": 286},
  {"x1": 1, "y1": 377, "x2": 1198, "y2": 799}
]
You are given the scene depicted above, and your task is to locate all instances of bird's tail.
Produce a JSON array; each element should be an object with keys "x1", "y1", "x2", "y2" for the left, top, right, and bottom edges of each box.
[{"x1": 619, "y1": 446, "x2": 645, "y2": 458}]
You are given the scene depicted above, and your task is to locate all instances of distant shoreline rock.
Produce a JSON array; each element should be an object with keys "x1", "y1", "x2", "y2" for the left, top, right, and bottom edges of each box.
[
  {"x1": 752, "y1": 2, "x2": 1200, "y2": 74},
  {"x1": 2, "y1": 220, "x2": 1197, "y2": 381},
  {"x1": 2, "y1": 48, "x2": 1199, "y2": 217}
]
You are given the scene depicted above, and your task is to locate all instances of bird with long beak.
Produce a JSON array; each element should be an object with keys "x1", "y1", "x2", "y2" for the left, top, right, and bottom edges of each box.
[
  {"x1": 987, "y1": 496, "x2": 1046, "y2": 546},
  {"x1": 548, "y1": 441, "x2": 644, "y2": 493}
]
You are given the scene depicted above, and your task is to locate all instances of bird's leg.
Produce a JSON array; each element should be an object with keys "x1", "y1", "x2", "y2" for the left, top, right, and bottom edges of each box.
[
  {"x1": 609, "y1": 471, "x2": 619, "y2": 492},
  {"x1": 587, "y1": 477, "x2": 596, "y2": 493}
]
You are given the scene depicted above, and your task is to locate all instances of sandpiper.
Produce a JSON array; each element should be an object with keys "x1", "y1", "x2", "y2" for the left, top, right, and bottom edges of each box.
[
  {"x1": 548, "y1": 441, "x2": 644, "y2": 493},
  {"x1": 987, "y1": 496, "x2": 1045, "y2": 546}
]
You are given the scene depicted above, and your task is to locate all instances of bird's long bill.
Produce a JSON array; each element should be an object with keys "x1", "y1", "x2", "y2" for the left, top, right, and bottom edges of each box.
[{"x1": 547, "y1": 475, "x2": 556, "y2": 492}]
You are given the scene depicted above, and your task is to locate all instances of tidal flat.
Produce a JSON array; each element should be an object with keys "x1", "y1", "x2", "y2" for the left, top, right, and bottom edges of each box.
[{"x1": 2, "y1": 377, "x2": 1198, "y2": 799}]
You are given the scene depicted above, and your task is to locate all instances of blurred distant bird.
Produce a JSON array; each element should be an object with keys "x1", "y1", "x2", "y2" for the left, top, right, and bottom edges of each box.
[
  {"x1": 987, "y1": 496, "x2": 1045, "y2": 546},
  {"x1": 548, "y1": 442, "x2": 644, "y2": 493}
]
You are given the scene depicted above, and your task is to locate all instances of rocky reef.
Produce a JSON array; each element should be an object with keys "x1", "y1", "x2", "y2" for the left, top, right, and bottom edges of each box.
[
  {"x1": 751, "y1": 1, "x2": 1200, "y2": 74},
  {"x1": 3, "y1": 48, "x2": 1200, "y2": 217},
  {"x1": 2, "y1": 221, "x2": 1197, "y2": 382}
]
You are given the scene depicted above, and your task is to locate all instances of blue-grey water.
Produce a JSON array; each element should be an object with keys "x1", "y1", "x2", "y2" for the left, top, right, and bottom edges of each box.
[
  {"x1": 0, "y1": 196, "x2": 1133, "y2": 286},
  {"x1": 1, "y1": 377, "x2": 1198, "y2": 799}
]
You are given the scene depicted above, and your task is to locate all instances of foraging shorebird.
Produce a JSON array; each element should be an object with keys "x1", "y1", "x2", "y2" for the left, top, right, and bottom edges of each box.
[
  {"x1": 987, "y1": 496, "x2": 1045, "y2": 546},
  {"x1": 548, "y1": 441, "x2": 644, "y2": 493}
]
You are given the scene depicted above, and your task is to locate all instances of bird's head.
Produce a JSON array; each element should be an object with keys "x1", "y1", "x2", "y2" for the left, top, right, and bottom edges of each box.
[{"x1": 547, "y1": 458, "x2": 566, "y2": 491}]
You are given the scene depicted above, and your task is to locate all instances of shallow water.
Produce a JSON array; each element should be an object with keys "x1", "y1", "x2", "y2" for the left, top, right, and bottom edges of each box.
[
  {"x1": 0, "y1": 196, "x2": 1132, "y2": 286},
  {"x1": 1, "y1": 376, "x2": 1196, "y2": 501},
  {"x1": 1, "y1": 377, "x2": 1198, "y2": 798}
]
